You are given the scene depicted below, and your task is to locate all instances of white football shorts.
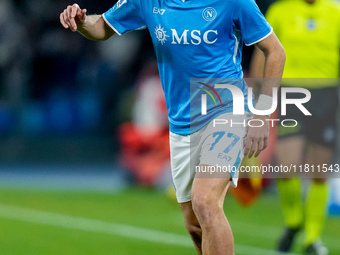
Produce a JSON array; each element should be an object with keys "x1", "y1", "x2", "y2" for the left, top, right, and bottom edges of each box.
[{"x1": 170, "y1": 112, "x2": 252, "y2": 203}]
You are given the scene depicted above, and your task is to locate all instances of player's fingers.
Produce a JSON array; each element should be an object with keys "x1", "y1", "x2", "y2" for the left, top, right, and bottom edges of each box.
[
  {"x1": 71, "y1": 4, "x2": 80, "y2": 18},
  {"x1": 69, "y1": 17, "x2": 77, "y2": 31},
  {"x1": 244, "y1": 137, "x2": 252, "y2": 156},
  {"x1": 66, "y1": 5, "x2": 77, "y2": 31},
  {"x1": 78, "y1": 9, "x2": 87, "y2": 21},
  {"x1": 254, "y1": 139, "x2": 264, "y2": 158},
  {"x1": 264, "y1": 136, "x2": 269, "y2": 149},
  {"x1": 60, "y1": 13, "x2": 69, "y2": 28},
  {"x1": 76, "y1": 8, "x2": 87, "y2": 23},
  {"x1": 248, "y1": 139, "x2": 258, "y2": 158},
  {"x1": 63, "y1": 9, "x2": 71, "y2": 28},
  {"x1": 66, "y1": 5, "x2": 72, "y2": 20},
  {"x1": 76, "y1": 8, "x2": 82, "y2": 16}
]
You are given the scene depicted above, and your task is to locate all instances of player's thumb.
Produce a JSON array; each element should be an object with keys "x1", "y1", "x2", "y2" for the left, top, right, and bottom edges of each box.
[
  {"x1": 80, "y1": 9, "x2": 87, "y2": 21},
  {"x1": 77, "y1": 9, "x2": 87, "y2": 22}
]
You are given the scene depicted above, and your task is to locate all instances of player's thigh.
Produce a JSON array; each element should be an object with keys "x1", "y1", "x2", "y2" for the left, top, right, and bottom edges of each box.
[
  {"x1": 277, "y1": 85, "x2": 306, "y2": 146},
  {"x1": 305, "y1": 142, "x2": 333, "y2": 180},
  {"x1": 192, "y1": 173, "x2": 231, "y2": 208},
  {"x1": 191, "y1": 113, "x2": 247, "y2": 205}
]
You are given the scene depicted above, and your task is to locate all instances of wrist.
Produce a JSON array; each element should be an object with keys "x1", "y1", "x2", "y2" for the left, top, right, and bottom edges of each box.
[{"x1": 255, "y1": 94, "x2": 273, "y2": 117}]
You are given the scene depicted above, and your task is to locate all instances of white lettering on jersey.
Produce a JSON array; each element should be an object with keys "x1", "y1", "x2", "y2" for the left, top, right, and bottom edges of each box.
[
  {"x1": 191, "y1": 30, "x2": 201, "y2": 45},
  {"x1": 171, "y1": 29, "x2": 190, "y2": 44},
  {"x1": 171, "y1": 29, "x2": 218, "y2": 45},
  {"x1": 203, "y1": 30, "x2": 218, "y2": 44},
  {"x1": 153, "y1": 7, "x2": 166, "y2": 15}
]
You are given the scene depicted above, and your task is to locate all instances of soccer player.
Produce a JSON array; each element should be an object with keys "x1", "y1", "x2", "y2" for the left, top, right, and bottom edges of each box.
[
  {"x1": 60, "y1": 1, "x2": 285, "y2": 254},
  {"x1": 251, "y1": 0, "x2": 340, "y2": 254}
]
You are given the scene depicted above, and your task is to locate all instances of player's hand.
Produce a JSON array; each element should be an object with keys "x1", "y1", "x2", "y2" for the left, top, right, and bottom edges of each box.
[
  {"x1": 244, "y1": 115, "x2": 269, "y2": 158},
  {"x1": 60, "y1": 4, "x2": 87, "y2": 32}
]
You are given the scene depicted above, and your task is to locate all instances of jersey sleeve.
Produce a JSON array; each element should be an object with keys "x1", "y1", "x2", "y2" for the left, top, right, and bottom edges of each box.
[
  {"x1": 103, "y1": 0, "x2": 146, "y2": 36},
  {"x1": 233, "y1": 0, "x2": 273, "y2": 46}
]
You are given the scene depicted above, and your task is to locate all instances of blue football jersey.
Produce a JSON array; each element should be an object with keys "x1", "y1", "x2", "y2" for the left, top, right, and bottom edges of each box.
[{"x1": 103, "y1": 0, "x2": 272, "y2": 135}]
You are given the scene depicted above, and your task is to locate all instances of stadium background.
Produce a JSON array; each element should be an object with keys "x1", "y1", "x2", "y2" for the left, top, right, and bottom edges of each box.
[{"x1": 0, "y1": 0, "x2": 339, "y2": 254}]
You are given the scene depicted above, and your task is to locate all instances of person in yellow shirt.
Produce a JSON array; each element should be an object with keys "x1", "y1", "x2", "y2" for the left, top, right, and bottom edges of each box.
[{"x1": 251, "y1": 0, "x2": 340, "y2": 254}]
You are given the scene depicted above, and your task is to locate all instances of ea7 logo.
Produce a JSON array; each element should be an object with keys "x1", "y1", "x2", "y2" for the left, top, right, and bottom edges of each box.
[{"x1": 153, "y1": 7, "x2": 166, "y2": 15}]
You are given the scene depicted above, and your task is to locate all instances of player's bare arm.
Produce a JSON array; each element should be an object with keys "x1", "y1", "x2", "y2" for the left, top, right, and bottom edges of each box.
[
  {"x1": 60, "y1": 4, "x2": 115, "y2": 41},
  {"x1": 244, "y1": 32, "x2": 285, "y2": 158},
  {"x1": 256, "y1": 32, "x2": 285, "y2": 94}
]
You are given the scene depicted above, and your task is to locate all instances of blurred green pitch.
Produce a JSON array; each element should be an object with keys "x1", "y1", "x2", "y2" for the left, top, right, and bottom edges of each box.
[{"x1": 0, "y1": 187, "x2": 338, "y2": 255}]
